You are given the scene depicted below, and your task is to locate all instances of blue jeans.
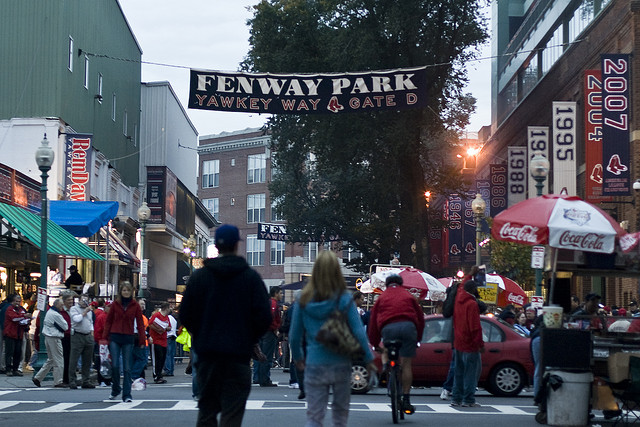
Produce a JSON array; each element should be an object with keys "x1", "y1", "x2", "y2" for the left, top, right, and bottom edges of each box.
[
  {"x1": 110, "y1": 340, "x2": 134, "y2": 401},
  {"x1": 254, "y1": 331, "x2": 277, "y2": 385},
  {"x1": 531, "y1": 336, "x2": 542, "y2": 402},
  {"x1": 443, "y1": 351, "x2": 456, "y2": 391},
  {"x1": 164, "y1": 337, "x2": 176, "y2": 375},
  {"x1": 305, "y1": 363, "x2": 351, "y2": 427},
  {"x1": 452, "y1": 350, "x2": 481, "y2": 405},
  {"x1": 192, "y1": 350, "x2": 199, "y2": 399},
  {"x1": 132, "y1": 345, "x2": 148, "y2": 379}
]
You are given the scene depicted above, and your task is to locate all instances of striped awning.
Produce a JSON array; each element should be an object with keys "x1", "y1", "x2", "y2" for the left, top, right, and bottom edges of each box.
[{"x1": 0, "y1": 202, "x2": 103, "y2": 260}]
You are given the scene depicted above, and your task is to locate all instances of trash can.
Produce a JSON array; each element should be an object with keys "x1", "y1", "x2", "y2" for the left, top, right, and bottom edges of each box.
[{"x1": 546, "y1": 370, "x2": 593, "y2": 426}]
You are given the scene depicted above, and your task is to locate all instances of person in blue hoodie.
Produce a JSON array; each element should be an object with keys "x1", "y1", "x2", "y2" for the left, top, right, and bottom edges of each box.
[{"x1": 290, "y1": 251, "x2": 375, "y2": 427}]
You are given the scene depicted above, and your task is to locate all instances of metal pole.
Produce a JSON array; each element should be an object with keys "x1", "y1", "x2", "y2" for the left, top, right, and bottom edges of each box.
[
  {"x1": 34, "y1": 164, "x2": 50, "y2": 370},
  {"x1": 138, "y1": 219, "x2": 146, "y2": 298},
  {"x1": 475, "y1": 212, "x2": 482, "y2": 266},
  {"x1": 534, "y1": 177, "x2": 545, "y2": 296}
]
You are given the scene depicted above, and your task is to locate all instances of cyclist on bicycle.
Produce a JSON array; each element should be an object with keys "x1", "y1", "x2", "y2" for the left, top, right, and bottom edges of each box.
[{"x1": 368, "y1": 274, "x2": 425, "y2": 414}]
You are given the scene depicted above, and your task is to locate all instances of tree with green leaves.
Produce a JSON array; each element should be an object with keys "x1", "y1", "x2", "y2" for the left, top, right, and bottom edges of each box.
[{"x1": 243, "y1": 0, "x2": 488, "y2": 273}]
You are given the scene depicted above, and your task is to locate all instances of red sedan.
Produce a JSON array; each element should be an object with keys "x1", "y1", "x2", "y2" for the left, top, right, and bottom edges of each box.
[{"x1": 351, "y1": 314, "x2": 534, "y2": 397}]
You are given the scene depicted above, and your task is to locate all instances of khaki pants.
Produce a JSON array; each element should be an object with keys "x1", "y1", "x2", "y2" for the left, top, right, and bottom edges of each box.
[{"x1": 35, "y1": 335, "x2": 64, "y2": 385}]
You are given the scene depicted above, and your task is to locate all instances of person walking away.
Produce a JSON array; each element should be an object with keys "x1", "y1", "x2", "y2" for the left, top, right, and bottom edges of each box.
[
  {"x1": 64, "y1": 265, "x2": 84, "y2": 294},
  {"x1": 68, "y1": 294, "x2": 95, "y2": 389},
  {"x1": 368, "y1": 274, "x2": 424, "y2": 414},
  {"x1": 33, "y1": 298, "x2": 68, "y2": 388},
  {"x1": 180, "y1": 224, "x2": 272, "y2": 426},
  {"x1": 254, "y1": 285, "x2": 283, "y2": 387},
  {"x1": 3, "y1": 293, "x2": 31, "y2": 376},
  {"x1": 149, "y1": 302, "x2": 171, "y2": 384},
  {"x1": 451, "y1": 280, "x2": 484, "y2": 407},
  {"x1": 131, "y1": 298, "x2": 150, "y2": 380},
  {"x1": 101, "y1": 281, "x2": 146, "y2": 403},
  {"x1": 290, "y1": 251, "x2": 375, "y2": 427},
  {"x1": 164, "y1": 309, "x2": 178, "y2": 376}
]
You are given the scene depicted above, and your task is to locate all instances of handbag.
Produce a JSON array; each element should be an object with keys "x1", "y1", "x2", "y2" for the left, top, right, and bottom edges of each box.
[
  {"x1": 315, "y1": 296, "x2": 364, "y2": 360},
  {"x1": 99, "y1": 343, "x2": 112, "y2": 380}
]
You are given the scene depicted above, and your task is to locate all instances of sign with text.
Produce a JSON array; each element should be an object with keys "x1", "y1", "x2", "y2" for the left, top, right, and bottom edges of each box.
[
  {"x1": 447, "y1": 195, "x2": 463, "y2": 265},
  {"x1": 257, "y1": 222, "x2": 287, "y2": 241},
  {"x1": 189, "y1": 67, "x2": 428, "y2": 115},
  {"x1": 508, "y1": 146, "x2": 527, "y2": 207},
  {"x1": 584, "y1": 70, "x2": 611, "y2": 202},
  {"x1": 490, "y1": 164, "x2": 507, "y2": 217},
  {"x1": 601, "y1": 54, "x2": 631, "y2": 195},
  {"x1": 531, "y1": 245, "x2": 545, "y2": 269},
  {"x1": 477, "y1": 281, "x2": 498, "y2": 305},
  {"x1": 527, "y1": 126, "x2": 549, "y2": 198},
  {"x1": 64, "y1": 134, "x2": 93, "y2": 201},
  {"x1": 552, "y1": 102, "x2": 576, "y2": 195}
]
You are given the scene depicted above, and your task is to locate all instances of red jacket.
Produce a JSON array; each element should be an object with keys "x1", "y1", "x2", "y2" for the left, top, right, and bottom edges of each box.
[
  {"x1": 368, "y1": 285, "x2": 425, "y2": 348},
  {"x1": 102, "y1": 299, "x2": 146, "y2": 345},
  {"x1": 268, "y1": 298, "x2": 282, "y2": 332},
  {"x1": 453, "y1": 287, "x2": 484, "y2": 352},
  {"x1": 93, "y1": 309, "x2": 106, "y2": 343},
  {"x1": 149, "y1": 312, "x2": 169, "y2": 347},
  {"x1": 3, "y1": 305, "x2": 30, "y2": 340}
]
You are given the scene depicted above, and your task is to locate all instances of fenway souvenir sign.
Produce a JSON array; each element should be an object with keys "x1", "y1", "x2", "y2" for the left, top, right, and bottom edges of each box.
[
  {"x1": 189, "y1": 67, "x2": 427, "y2": 114},
  {"x1": 257, "y1": 223, "x2": 287, "y2": 241},
  {"x1": 601, "y1": 54, "x2": 631, "y2": 195},
  {"x1": 65, "y1": 134, "x2": 92, "y2": 201}
]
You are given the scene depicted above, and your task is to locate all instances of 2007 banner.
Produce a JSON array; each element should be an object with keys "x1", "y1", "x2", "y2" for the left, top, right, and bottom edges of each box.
[{"x1": 188, "y1": 67, "x2": 427, "y2": 114}]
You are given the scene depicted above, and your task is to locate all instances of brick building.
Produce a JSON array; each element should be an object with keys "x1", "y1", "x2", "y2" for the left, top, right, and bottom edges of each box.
[{"x1": 480, "y1": 0, "x2": 640, "y2": 307}]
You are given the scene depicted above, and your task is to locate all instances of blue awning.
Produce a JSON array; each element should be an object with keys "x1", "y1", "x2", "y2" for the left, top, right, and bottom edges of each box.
[{"x1": 49, "y1": 201, "x2": 119, "y2": 237}]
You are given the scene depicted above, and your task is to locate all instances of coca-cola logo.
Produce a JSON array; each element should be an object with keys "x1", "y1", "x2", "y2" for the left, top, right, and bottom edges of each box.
[
  {"x1": 499, "y1": 223, "x2": 539, "y2": 243},
  {"x1": 507, "y1": 293, "x2": 525, "y2": 306},
  {"x1": 558, "y1": 231, "x2": 605, "y2": 250},
  {"x1": 563, "y1": 208, "x2": 591, "y2": 226}
]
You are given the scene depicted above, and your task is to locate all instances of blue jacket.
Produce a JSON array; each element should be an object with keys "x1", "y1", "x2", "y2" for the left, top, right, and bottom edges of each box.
[{"x1": 290, "y1": 291, "x2": 373, "y2": 366}]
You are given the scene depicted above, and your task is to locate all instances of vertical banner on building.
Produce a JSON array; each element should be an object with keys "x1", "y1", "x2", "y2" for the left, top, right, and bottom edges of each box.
[
  {"x1": 601, "y1": 54, "x2": 631, "y2": 195},
  {"x1": 508, "y1": 146, "x2": 527, "y2": 207},
  {"x1": 584, "y1": 70, "x2": 611, "y2": 201},
  {"x1": 490, "y1": 164, "x2": 508, "y2": 217},
  {"x1": 552, "y1": 101, "x2": 577, "y2": 195},
  {"x1": 64, "y1": 133, "x2": 92, "y2": 201},
  {"x1": 428, "y1": 208, "x2": 443, "y2": 274},
  {"x1": 463, "y1": 187, "x2": 477, "y2": 264},
  {"x1": 447, "y1": 194, "x2": 463, "y2": 265},
  {"x1": 527, "y1": 126, "x2": 549, "y2": 198}
]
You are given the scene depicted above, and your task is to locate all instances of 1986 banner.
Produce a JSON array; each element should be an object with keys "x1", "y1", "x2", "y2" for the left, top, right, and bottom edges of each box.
[{"x1": 189, "y1": 67, "x2": 428, "y2": 114}]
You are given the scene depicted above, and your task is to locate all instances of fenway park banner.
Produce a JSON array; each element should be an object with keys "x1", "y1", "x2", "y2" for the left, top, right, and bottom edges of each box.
[
  {"x1": 188, "y1": 67, "x2": 428, "y2": 114},
  {"x1": 601, "y1": 54, "x2": 631, "y2": 195},
  {"x1": 584, "y1": 70, "x2": 609, "y2": 202},
  {"x1": 64, "y1": 134, "x2": 92, "y2": 201}
]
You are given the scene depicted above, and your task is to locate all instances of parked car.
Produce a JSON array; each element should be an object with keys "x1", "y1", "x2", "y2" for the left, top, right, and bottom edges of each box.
[{"x1": 351, "y1": 314, "x2": 534, "y2": 397}]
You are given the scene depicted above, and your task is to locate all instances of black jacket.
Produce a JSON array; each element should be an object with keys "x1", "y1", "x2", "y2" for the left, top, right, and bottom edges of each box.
[{"x1": 180, "y1": 255, "x2": 271, "y2": 363}]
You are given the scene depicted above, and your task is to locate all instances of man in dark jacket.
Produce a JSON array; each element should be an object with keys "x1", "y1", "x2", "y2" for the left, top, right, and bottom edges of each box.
[
  {"x1": 180, "y1": 224, "x2": 271, "y2": 427},
  {"x1": 64, "y1": 265, "x2": 84, "y2": 293},
  {"x1": 451, "y1": 279, "x2": 484, "y2": 408}
]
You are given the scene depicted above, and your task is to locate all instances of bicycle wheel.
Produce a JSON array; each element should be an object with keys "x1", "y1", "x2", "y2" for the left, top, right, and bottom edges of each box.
[{"x1": 389, "y1": 367, "x2": 399, "y2": 424}]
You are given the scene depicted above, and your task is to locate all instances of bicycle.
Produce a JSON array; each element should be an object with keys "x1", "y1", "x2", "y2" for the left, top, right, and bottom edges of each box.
[{"x1": 385, "y1": 339, "x2": 405, "y2": 424}]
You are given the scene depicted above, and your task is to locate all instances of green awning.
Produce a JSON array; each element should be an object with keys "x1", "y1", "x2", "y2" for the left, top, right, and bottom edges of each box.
[{"x1": 0, "y1": 203, "x2": 103, "y2": 261}]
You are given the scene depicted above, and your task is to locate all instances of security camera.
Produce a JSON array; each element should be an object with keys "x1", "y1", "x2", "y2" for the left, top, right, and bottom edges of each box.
[{"x1": 633, "y1": 180, "x2": 640, "y2": 191}]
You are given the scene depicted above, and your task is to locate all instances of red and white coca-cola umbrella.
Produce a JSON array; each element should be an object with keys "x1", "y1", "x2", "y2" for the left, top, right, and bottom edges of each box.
[{"x1": 492, "y1": 193, "x2": 633, "y2": 254}]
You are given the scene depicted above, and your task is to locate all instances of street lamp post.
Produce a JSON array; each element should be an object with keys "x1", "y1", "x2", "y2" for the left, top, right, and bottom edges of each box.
[
  {"x1": 137, "y1": 202, "x2": 151, "y2": 298},
  {"x1": 471, "y1": 193, "x2": 487, "y2": 267},
  {"x1": 530, "y1": 153, "x2": 550, "y2": 296},
  {"x1": 34, "y1": 134, "x2": 54, "y2": 370}
]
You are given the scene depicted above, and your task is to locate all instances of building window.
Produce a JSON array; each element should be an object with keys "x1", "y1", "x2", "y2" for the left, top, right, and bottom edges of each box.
[
  {"x1": 68, "y1": 37, "x2": 74, "y2": 71},
  {"x1": 202, "y1": 160, "x2": 220, "y2": 188},
  {"x1": 569, "y1": 2, "x2": 593, "y2": 43},
  {"x1": 83, "y1": 55, "x2": 89, "y2": 89},
  {"x1": 303, "y1": 242, "x2": 318, "y2": 263},
  {"x1": 270, "y1": 241, "x2": 285, "y2": 265},
  {"x1": 247, "y1": 234, "x2": 265, "y2": 266},
  {"x1": 271, "y1": 198, "x2": 284, "y2": 222},
  {"x1": 247, "y1": 153, "x2": 267, "y2": 184},
  {"x1": 247, "y1": 194, "x2": 266, "y2": 223},
  {"x1": 519, "y1": 57, "x2": 538, "y2": 100},
  {"x1": 97, "y1": 73, "x2": 103, "y2": 102},
  {"x1": 203, "y1": 198, "x2": 219, "y2": 220},
  {"x1": 112, "y1": 93, "x2": 116, "y2": 121},
  {"x1": 342, "y1": 243, "x2": 361, "y2": 263},
  {"x1": 542, "y1": 26, "x2": 563, "y2": 74},
  {"x1": 123, "y1": 109, "x2": 128, "y2": 136}
]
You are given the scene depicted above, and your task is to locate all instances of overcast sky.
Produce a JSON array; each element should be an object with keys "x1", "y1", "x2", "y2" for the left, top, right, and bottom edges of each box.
[{"x1": 118, "y1": 0, "x2": 491, "y2": 138}]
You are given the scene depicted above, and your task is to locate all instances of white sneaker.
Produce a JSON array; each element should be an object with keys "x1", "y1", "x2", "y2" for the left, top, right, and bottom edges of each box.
[
  {"x1": 440, "y1": 389, "x2": 451, "y2": 400},
  {"x1": 288, "y1": 383, "x2": 299, "y2": 389}
]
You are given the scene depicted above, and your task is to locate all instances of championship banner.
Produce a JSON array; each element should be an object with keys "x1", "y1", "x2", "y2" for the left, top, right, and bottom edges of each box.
[
  {"x1": 601, "y1": 54, "x2": 631, "y2": 195},
  {"x1": 527, "y1": 126, "x2": 549, "y2": 198},
  {"x1": 584, "y1": 70, "x2": 609, "y2": 202},
  {"x1": 463, "y1": 187, "x2": 478, "y2": 264},
  {"x1": 508, "y1": 146, "x2": 527, "y2": 207},
  {"x1": 257, "y1": 223, "x2": 287, "y2": 241},
  {"x1": 447, "y1": 195, "x2": 463, "y2": 265},
  {"x1": 189, "y1": 67, "x2": 428, "y2": 114},
  {"x1": 428, "y1": 207, "x2": 444, "y2": 273},
  {"x1": 64, "y1": 133, "x2": 92, "y2": 201},
  {"x1": 552, "y1": 102, "x2": 577, "y2": 195},
  {"x1": 490, "y1": 164, "x2": 507, "y2": 217}
]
